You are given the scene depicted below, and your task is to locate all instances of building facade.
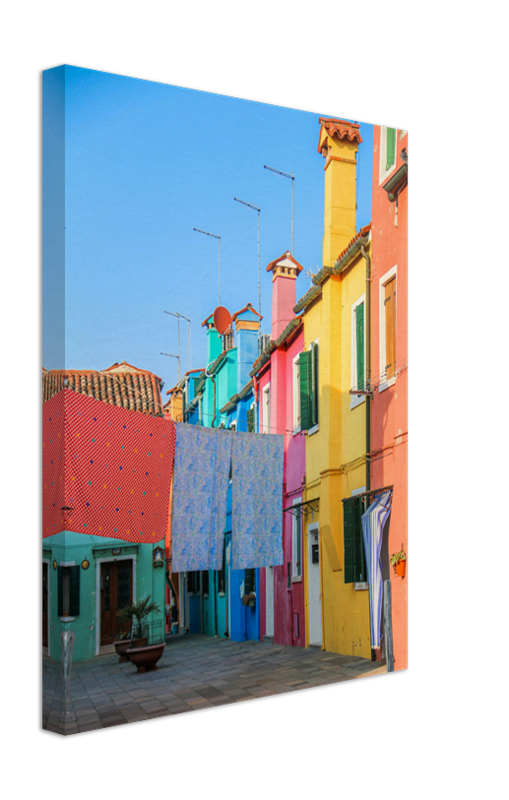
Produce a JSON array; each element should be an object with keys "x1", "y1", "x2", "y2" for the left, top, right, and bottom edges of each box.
[
  {"x1": 250, "y1": 252, "x2": 306, "y2": 647},
  {"x1": 369, "y1": 125, "x2": 408, "y2": 669},
  {"x1": 167, "y1": 304, "x2": 263, "y2": 643},
  {"x1": 42, "y1": 362, "x2": 170, "y2": 662},
  {"x1": 295, "y1": 119, "x2": 372, "y2": 658}
]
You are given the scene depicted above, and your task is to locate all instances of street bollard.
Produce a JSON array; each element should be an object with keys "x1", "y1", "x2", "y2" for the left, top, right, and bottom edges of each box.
[{"x1": 59, "y1": 631, "x2": 76, "y2": 722}]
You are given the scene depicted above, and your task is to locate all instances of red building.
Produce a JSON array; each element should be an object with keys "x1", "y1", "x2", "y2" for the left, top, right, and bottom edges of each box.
[{"x1": 370, "y1": 127, "x2": 408, "y2": 669}]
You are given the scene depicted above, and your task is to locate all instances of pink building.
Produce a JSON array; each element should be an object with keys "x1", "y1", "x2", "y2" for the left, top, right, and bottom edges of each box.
[
  {"x1": 253, "y1": 252, "x2": 306, "y2": 647},
  {"x1": 370, "y1": 127, "x2": 408, "y2": 669}
]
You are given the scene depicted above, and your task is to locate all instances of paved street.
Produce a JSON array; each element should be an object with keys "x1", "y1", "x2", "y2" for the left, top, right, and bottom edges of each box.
[{"x1": 43, "y1": 634, "x2": 386, "y2": 735}]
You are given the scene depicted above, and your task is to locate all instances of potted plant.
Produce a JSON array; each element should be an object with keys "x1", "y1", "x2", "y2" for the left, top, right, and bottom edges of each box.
[
  {"x1": 390, "y1": 549, "x2": 406, "y2": 578},
  {"x1": 114, "y1": 631, "x2": 132, "y2": 663},
  {"x1": 242, "y1": 591, "x2": 256, "y2": 608},
  {"x1": 119, "y1": 595, "x2": 160, "y2": 648},
  {"x1": 121, "y1": 595, "x2": 167, "y2": 673}
]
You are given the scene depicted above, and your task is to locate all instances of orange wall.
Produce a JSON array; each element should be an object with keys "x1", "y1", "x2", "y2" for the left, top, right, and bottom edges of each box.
[{"x1": 371, "y1": 126, "x2": 408, "y2": 670}]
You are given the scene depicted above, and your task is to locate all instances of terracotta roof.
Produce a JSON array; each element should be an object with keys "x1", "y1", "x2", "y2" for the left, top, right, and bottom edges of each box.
[
  {"x1": 42, "y1": 361, "x2": 164, "y2": 416},
  {"x1": 266, "y1": 251, "x2": 304, "y2": 274},
  {"x1": 335, "y1": 224, "x2": 371, "y2": 263},
  {"x1": 231, "y1": 303, "x2": 263, "y2": 321},
  {"x1": 318, "y1": 118, "x2": 363, "y2": 150}
]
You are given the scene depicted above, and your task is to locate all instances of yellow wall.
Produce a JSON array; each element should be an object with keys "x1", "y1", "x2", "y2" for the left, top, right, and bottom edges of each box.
[
  {"x1": 303, "y1": 245, "x2": 372, "y2": 659},
  {"x1": 319, "y1": 126, "x2": 358, "y2": 268}
]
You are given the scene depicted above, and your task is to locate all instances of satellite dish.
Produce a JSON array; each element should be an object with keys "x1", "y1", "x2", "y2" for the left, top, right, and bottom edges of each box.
[{"x1": 213, "y1": 306, "x2": 232, "y2": 335}]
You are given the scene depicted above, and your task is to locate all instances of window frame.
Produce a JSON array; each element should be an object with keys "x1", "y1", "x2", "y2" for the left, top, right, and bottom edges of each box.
[
  {"x1": 291, "y1": 497, "x2": 303, "y2": 581},
  {"x1": 292, "y1": 354, "x2": 301, "y2": 434},
  {"x1": 379, "y1": 265, "x2": 397, "y2": 392},
  {"x1": 379, "y1": 126, "x2": 398, "y2": 185},
  {"x1": 351, "y1": 293, "x2": 366, "y2": 410},
  {"x1": 262, "y1": 383, "x2": 270, "y2": 434},
  {"x1": 298, "y1": 339, "x2": 319, "y2": 434}
]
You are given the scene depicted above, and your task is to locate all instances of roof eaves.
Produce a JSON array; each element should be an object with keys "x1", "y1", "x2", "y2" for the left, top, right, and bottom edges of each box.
[{"x1": 293, "y1": 284, "x2": 322, "y2": 314}]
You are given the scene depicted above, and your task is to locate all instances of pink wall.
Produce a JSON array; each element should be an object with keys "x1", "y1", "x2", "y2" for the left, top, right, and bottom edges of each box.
[
  {"x1": 258, "y1": 323, "x2": 306, "y2": 647},
  {"x1": 371, "y1": 126, "x2": 408, "y2": 669}
]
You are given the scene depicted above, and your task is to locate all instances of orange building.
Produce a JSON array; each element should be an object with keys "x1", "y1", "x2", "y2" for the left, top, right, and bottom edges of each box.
[{"x1": 370, "y1": 126, "x2": 408, "y2": 669}]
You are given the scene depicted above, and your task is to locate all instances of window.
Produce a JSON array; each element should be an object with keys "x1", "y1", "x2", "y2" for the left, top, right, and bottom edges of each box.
[
  {"x1": 342, "y1": 496, "x2": 367, "y2": 584},
  {"x1": 244, "y1": 569, "x2": 256, "y2": 595},
  {"x1": 379, "y1": 267, "x2": 397, "y2": 387},
  {"x1": 299, "y1": 341, "x2": 319, "y2": 432},
  {"x1": 58, "y1": 565, "x2": 80, "y2": 617},
  {"x1": 202, "y1": 570, "x2": 209, "y2": 597},
  {"x1": 262, "y1": 384, "x2": 270, "y2": 434},
  {"x1": 292, "y1": 502, "x2": 303, "y2": 580},
  {"x1": 351, "y1": 295, "x2": 365, "y2": 408},
  {"x1": 247, "y1": 404, "x2": 255, "y2": 433},
  {"x1": 293, "y1": 355, "x2": 301, "y2": 432},
  {"x1": 230, "y1": 421, "x2": 236, "y2": 431},
  {"x1": 386, "y1": 127, "x2": 396, "y2": 171},
  {"x1": 379, "y1": 126, "x2": 398, "y2": 184}
]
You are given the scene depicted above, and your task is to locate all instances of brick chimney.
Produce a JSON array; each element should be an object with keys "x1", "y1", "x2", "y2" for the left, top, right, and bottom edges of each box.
[{"x1": 266, "y1": 252, "x2": 303, "y2": 339}]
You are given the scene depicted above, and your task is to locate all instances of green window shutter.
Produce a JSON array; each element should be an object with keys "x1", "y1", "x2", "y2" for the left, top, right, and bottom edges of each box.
[
  {"x1": 386, "y1": 127, "x2": 396, "y2": 171},
  {"x1": 57, "y1": 567, "x2": 63, "y2": 617},
  {"x1": 247, "y1": 407, "x2": 255, "y2": 433},
  {"x1": 69, "y1": 565, "x2": 80, "y2": 617},
  {"x1": 311, "y1": 342, "x2": 319, "y2": 426},
  {"x1": 343, "y1": 497, "x2": 367, "y2": 583},
  {"x1": 299, "y1": 350, "x2": 312, "y2": 431},
  {"x1": 355, "y1": 303, "x2": 364, "y2": 391}
]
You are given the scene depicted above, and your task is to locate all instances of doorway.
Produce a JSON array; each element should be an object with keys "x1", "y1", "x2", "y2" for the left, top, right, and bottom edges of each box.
[
  {"x1": 42, "y1": 562, "x2": 49, "y2": 651},
  {"x1": 307, "y1": 522, "x2": 322, "y2": 646},
  {"x1": 100, "y1": 560, "x2": 133, "y2": 646}
]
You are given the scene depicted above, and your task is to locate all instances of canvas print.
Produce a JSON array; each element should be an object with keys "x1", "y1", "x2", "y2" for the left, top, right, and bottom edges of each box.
[{"x1": 42, "y1": 66, "x2": 408, "y2": 735}]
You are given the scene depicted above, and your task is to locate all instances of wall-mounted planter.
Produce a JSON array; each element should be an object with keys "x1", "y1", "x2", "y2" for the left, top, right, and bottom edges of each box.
[{"x1": 395, "y1": 560, "x2": 406, "y2": 578}]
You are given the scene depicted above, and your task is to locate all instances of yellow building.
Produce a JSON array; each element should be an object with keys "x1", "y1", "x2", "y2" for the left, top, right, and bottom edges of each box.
[{"x1": 297, "y1": 118, "x2": 373, "y2": 658}]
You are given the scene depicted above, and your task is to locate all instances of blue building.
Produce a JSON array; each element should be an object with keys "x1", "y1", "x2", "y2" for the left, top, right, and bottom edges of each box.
[{"x1": 167, "y1": 303, "x2": 263, "y2": 642}]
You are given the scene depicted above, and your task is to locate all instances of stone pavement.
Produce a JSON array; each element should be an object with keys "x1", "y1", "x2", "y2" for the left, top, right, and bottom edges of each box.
[{"x1": 43, "y1": 634, "x2": 386, "y2": 735}]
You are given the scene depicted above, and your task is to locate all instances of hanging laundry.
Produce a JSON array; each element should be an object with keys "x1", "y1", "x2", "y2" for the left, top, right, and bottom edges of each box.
[
  {"x1": 361, "y1": 490, "x2": 393, "y2": 649},
  {"x1": 231, "y1": 430, "x2": 284, "y2": 570},
  {"x1": 171, "y1": 424, "x2": 232, "y2": 572},
  {"x1": 42, "y1": 389, "x2": 176, "y2": 543}
]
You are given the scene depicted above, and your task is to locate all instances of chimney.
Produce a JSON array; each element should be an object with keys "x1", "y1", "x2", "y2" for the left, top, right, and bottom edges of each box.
[
  {"x1": 201, "y1": 312, "x2": 223, "y2": 363},
  {"x1": 266, "y1": 252, "x2": 303, "y2": 339},
  {"x1": 232, "y1": 303, "x2": 261, "y2": 389},
  {"x1": 317, "y1": 118, "x2": 362, "y2": 268}
]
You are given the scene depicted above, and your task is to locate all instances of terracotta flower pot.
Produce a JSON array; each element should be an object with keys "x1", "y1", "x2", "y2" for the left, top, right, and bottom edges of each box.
[
  {"x1": 114, "y1": 640, "x2": 132, "y2": 663},
  {"x1": 395, "y1": 559, "x2": 406, "y2": 578},
  {"x1": 126, "y1": 643, "x2": 166, "y2": 673}
]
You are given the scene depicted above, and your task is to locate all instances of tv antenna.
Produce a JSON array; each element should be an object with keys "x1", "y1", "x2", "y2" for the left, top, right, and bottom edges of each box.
[
  {"x1": 193, "y1": 227, "x2": 221, "y2": 305},
  {"x1": 164, "y1": 310, "x2": 192, "y2": 376},
  {"x1": 264, "y1": 164, "x2": 295, "y2": 256},
  {"x1": 234, "y1": 197, "x2": 261, "y2": 329}
]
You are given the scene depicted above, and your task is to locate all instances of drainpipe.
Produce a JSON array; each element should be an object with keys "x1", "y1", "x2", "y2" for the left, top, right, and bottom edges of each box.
[
  {"x1": 361, "y1": 243, "x2": 371, "y2": 494},
  {"x1": 205, "y1": 362, "x2": 217, "y2": 428}
]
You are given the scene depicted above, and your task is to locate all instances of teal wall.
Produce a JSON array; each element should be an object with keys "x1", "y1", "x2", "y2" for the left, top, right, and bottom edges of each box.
[{"x1": 43, "y1": 530, "x2": 165, "y2": 662}]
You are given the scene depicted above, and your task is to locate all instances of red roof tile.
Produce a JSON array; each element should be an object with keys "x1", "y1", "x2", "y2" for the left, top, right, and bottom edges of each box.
[
  {"x1": 335, "y1": 224, "x2": 371, "y2": 263},
  {"x1": 266, "y1": 251, "x2": 304, "y2": 274},
  {"x1": 42, "y1": 362, "x2": 165, "y2": 416},
  {"x1": 231, "y1": 302, "x2": 263, "y2": 321},
  {"x1": 318, "y1": 118, "x2": 363, "y2": 151}
]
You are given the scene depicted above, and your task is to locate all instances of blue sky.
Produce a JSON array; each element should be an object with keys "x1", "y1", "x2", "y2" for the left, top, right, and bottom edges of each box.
[{"x1": 43, "y1": 66, "x2": 373, "y2": 391}]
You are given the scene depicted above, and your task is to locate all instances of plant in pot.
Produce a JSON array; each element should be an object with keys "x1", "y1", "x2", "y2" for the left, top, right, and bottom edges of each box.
[
  {"x1": 121, "y1": 595, "x2": 167, "y2": 673},
  {"x1": 119, "y1": 595, "x2": 161, "y2": 649},
  {"x1": 113, "y1": 630, "x2": 132, "y2": 663},
  {"x1": 390, "y1": 549, "x2": 407, "y2": 578}
]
